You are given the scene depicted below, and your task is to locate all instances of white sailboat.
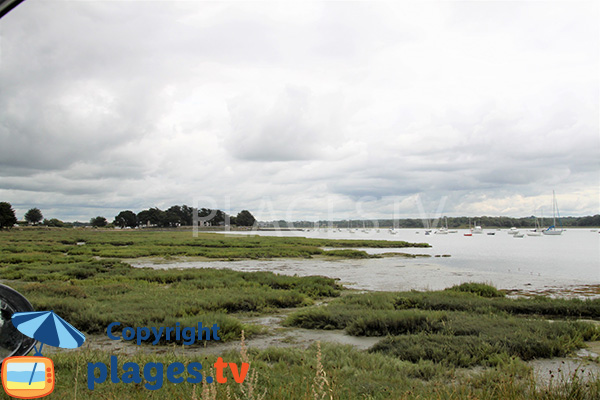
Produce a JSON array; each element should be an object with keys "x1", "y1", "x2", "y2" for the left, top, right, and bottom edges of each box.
[
  {"x1": 361, "y1": 220, "x2": 369, "y2": 233},
  {"x1": 527, "y1": 215, "x2": 543, "y2": 236},
  {"x1": 543, "y1": 191, "x2": 564, "y2": 235},
  {"x1": 423, "y1": 218, "x2": 432, "y2": 235},
  {"x1": 464, "y1": 218, "x2": 473, "y2": 236},
  {"x1": 389, "y1": 219, "x2": 398, "y2": 234},
  {"x1": 435, "y1": 217, "x2": 449, "y2": 234},
  {"x1": 348, "y1": 220, "x2": 355, "y2": 233}
]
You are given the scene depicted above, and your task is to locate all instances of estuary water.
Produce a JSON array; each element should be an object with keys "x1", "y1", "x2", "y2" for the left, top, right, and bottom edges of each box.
[{"x1": 131, "y1": 228, "x2": 600, "y2": 295}]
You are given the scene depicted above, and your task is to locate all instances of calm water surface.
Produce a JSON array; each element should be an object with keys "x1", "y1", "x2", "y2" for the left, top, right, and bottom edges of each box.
[
  {"x1": 227, "y1": 228, "x2": 599, "y2": 281},
  {"x1": 132, "y1": 228, "x2": 599, "y2": 293}
]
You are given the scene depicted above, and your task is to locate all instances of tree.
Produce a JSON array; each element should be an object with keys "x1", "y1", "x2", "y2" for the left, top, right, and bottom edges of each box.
[
  {"x1": 236, "y1": 210, "x2": 256, "y2": 227},
  {"x1": 114, "y1": 210, "x2": 138, "y2": 228},
  {"x1": 180, "y1": 205, "x2": 194, "y2": 226},
  {"x1": 136, "y1": 209, "x2": 152, "y2": 226},
  {"x1": 24, "y1": 208, "x2": 43, "y2": 225},
  {"x1": 163, "y1": 210, "x2": 181, "y2": 227},
  {"x1": 197, "y1": 208, "x2": 229, "y2": 226},
  {"x1": 42, "y1": 218, "x2": 64, "y2": 227},
  {"x1": 166, "y1": 205, "x2": 194, "y2": 226},
  {"x1": 0, "y1": 202, "x2": 17, "y2": 229},
  {"x1": 90, "y1": 216, "x2": 108, "y2": 227},
  {"x1": 137, "y1": 208, "x2": 165, "y2": 227}
]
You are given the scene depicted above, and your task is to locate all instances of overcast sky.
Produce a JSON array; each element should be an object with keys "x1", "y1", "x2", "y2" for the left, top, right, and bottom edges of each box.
[{"x1": 1, "y1": 1, "x2": 598, "y2": 222}]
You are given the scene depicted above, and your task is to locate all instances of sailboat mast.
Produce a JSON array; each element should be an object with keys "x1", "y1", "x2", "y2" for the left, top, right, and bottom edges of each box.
[{"x1": 552, "y1": 190, "x2": 557, "y2": 228}]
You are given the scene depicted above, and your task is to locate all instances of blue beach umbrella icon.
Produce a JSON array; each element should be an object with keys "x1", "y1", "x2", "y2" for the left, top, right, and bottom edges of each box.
[
  {"x1": 10, "y1": 310, "x2": 86, "y2": 385},
  {"x1": 11, "y1": 310, "x2": 86, "y2": 353}
]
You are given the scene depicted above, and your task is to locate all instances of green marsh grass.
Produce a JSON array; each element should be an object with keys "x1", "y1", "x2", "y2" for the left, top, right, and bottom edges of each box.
[
  {"x1": 4, "y1": 340, "x2": 596, "y2": 400},
  {"x1": 1, "y1": 229, "x2": 364, "y2": 341},
  {"x1": 2, "y1": 230, "x2": 599, "y2": 399},
  {"x1": 0, "y1": 228, "x2": 426, "y2": 340},
  {"x1": 286, "y1": 284, "x2": 600, "y2": 367}
]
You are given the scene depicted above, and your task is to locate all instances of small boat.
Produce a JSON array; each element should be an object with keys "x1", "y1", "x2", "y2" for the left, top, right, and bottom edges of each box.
[
  {"x1": 507, "y1": 227, "x2": 518, "y2": 235},
  {"x1": 543, "y1": 229, "x2": 562, "y2": 235},
  {"x1": 487, "y1": 232, "x2": 495, "y2": 235},
  {"x1": 435, "y1": 217, "x2": 449, "y2": 234},
  {"x1": 472, "y1": 224, "x2": 483, "y2": 234},
  {"x1": 513, "y1": 232, "x2": 524, "y2": 238},
  {"x1": 543, "y1": 191, "x2": 564, "y2": 235},
  {"x1": 528, "y1": 214, "x2": 543, "y2": 236},
  {"x1": 422, "y1": 217, "x2": 432, "y2": 236},
  {"x1": 348, "y1": 221, "x2": 355, "y2": 233},
  {"x1": 361, "y1": 221, "x2": 368, "y2": 233},
  {"x1": 464, "y1": 218, "x2": 473, "y2": 236},
  {"x1": 527, "y1": 219, "x2": 542, "y2": 236}
]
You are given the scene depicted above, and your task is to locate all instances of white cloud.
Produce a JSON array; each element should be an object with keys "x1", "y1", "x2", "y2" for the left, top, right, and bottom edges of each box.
[{"x1": 0, "y1": 1, "x2": 597, "y2": 221}]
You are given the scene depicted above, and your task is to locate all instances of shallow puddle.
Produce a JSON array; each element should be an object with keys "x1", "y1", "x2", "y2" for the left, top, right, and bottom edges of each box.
[{"x1": 529, "y1": 357, "x2": 600, "y2": 386}]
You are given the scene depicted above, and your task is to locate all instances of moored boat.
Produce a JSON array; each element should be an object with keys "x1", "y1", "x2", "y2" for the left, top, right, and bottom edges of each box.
[
  {"x1": 435, "y1": 217, "x2": 449, "y2": 234},
  {"x1": 543, "y1": 191, "x2": 564, "y2": 235},
  {"x1": 464, "y1": 218, "x2": 473, "y2": 236}
]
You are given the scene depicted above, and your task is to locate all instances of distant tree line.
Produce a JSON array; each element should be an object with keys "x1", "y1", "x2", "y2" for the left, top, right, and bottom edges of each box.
[
  {"x1": 0, "y1": 201, "x2": 256, "y2": 229},
  {"x1": 266, "y1": 215, "x2": 600, "y2": 229},
  {"x1": 1, "y1": 199, "x2": 597, "y2": 230},
  {"x1": 113, "y1": 205, "x2": 256, "y2": 229}
]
